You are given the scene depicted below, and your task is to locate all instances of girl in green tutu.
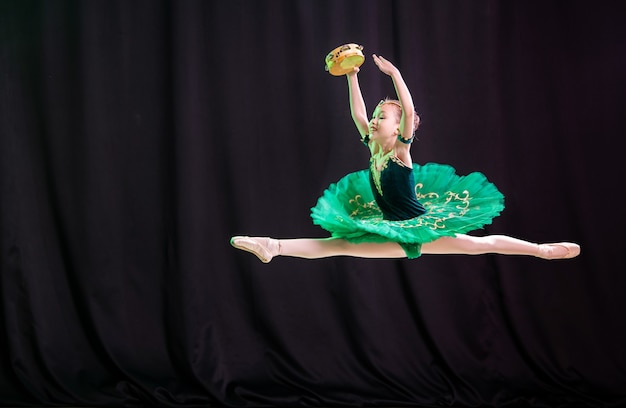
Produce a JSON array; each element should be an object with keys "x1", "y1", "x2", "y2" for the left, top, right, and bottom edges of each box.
[{"x1": 231, "y1": 54, "x2": 580, "y2": 263}]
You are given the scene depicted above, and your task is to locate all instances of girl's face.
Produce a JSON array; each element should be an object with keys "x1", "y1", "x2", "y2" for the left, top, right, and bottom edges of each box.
[{"x1": 368, "y1": 103, "x2": 400, "y2": 143}]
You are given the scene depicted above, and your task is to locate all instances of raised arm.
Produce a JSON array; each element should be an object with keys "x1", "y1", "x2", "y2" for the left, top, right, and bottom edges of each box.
[
  {"x1": 346, "y1": 69, "x2": 369, "y2": 138},
  {"x1": 372, "y1": 54, "x2": 417, "y2": 141}
]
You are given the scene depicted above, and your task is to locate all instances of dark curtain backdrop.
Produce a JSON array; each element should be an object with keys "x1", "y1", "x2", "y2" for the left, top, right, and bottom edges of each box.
[{"x1": 1, "y1": 1, "x2": 625, "y2": 407}]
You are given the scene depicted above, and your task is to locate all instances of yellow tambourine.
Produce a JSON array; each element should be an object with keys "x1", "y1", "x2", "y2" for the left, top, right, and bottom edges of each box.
[{"x1": 325, "y1": 43, "x2": 365, "y2": 76}]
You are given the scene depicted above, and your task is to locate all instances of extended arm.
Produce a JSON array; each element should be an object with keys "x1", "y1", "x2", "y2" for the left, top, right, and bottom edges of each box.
[
  {"x1": 372, "y1": 54, "x2": 417, "y2": 140},
  {"x1": 346, "y1": 69, "x2": 369, "y2": 138}
]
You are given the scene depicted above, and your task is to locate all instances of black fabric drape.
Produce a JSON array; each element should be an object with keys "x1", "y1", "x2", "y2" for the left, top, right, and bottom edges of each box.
[{"x1": 1, "y1": 1, "x2": 625, "y2": 407}]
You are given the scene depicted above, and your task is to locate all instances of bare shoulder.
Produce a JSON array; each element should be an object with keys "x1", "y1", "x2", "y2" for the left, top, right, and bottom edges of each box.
[{"x1": 395, "y1": 145, "x2": 413, "y2": 167}]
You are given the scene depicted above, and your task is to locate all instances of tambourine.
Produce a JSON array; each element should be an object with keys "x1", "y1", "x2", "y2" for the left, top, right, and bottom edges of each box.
[{"x1": 324, "y1": 43, "x2": 365, "y2": 76}]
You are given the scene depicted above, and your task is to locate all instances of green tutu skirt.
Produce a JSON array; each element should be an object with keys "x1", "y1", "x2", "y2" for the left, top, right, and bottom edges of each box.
[{"x1": 310, "y1": 162, "x2": 505, "y2": 258}]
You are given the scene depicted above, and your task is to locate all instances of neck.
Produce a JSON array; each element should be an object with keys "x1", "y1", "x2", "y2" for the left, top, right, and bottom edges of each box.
[{"x1": 375, "y1": 139, "x2": 395, "y2": 154}]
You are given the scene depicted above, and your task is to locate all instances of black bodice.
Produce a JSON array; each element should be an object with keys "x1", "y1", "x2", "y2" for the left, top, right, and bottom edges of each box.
[{"x1": 369, "y1": 156, "x2": 426, "y2": 221}]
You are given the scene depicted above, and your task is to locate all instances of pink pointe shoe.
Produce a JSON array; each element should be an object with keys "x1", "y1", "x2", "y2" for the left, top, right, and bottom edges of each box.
[
  {"x1": 230, "y1": 236, "x2": 278, "y2": 263},
  {"x1": 538, "y1": 242, "x2": 581, "y2": 260}
]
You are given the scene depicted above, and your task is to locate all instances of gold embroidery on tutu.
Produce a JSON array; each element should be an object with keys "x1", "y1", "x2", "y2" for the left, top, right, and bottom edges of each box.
[
  {"x1": 345, "y1": 184, "x2": 473, "y2": 231},
  {"x1": 348, "y1": 194, "x2": 378, "y2": 217}
]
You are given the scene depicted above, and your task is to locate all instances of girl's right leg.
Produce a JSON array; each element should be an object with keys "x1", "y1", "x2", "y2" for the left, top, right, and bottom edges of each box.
[{"x1": 230, "y1": 236, "x2": 406, "y2": 263}]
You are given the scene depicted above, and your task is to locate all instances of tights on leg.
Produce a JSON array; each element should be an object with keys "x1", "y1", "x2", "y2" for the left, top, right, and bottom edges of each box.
[
  {"x1": 279, "y1": 234, "x2": 542, "y2": 259},
  {"x1": 279, "y1": 234, "x2": 568, "y2": 259},
  {"x1": 421, "y1": 234, "x2": 541, "y2": 256},
  {"x1": 279, "y1": 237, "x2": 406, "y2": 259},
  {"x1": 232, "y1": 234, "x2": 577, "y2": 262}
]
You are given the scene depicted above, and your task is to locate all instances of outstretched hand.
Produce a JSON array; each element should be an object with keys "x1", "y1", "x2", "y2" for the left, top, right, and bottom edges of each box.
[{"x1": 372, "y1": 54, "x2": 399, "y2": 76}]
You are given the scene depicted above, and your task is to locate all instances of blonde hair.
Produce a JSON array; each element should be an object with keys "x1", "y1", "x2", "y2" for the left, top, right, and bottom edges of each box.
[{"x1": 379, "y1": 98, "x2": 421, "y2": 131}]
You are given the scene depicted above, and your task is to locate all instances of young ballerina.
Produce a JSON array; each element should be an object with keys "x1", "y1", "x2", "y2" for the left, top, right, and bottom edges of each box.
[{"x1": 231, "y1": 54, "x2": 580, "y2": 263}]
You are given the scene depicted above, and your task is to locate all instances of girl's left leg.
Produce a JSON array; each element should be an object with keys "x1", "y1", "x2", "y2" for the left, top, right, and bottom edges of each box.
[{"x1": 421, "y1": 234, "x2": 580, "y2": 259}]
